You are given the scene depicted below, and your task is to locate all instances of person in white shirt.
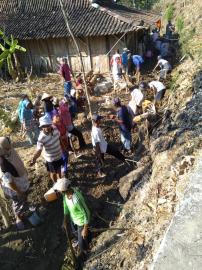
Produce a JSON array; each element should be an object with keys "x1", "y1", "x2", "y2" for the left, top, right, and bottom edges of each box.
[
  {"x1": 153, "y1": 56, "x2": 171, "y2": 79},
  {"x1": 148, "y1": 80, "x2": 166, "y2": 102},
  {"x1": 128, "y1": 83, "x2": 145, "y2": 117},
  {"x1": 91, "y1": 114, "x2": 126, "y2": 178},
  {"x1": 30, "y1": 115, "x2": 63, "y2": 183}
]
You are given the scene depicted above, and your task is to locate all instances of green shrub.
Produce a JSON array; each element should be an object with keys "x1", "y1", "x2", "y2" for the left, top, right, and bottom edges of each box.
[
  {"x1": 164, "y1": 4, "x2": 174, "y2": 21},
  {"x1": 176, "y1": 17, "x2": 184, "y2": 34}
]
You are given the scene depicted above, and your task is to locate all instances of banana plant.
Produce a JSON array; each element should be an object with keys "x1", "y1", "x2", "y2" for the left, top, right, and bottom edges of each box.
[{"x1": 0, "y1": 30, "x2": 26, "y2": 80}]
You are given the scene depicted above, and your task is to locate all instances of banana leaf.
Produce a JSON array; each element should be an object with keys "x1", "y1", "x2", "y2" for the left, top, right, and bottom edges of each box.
[
  {"x1": 9, "y1": 39, "x2": 18, "y2": 54},
  {"x1": 0, "y1": 50, "x2": 9, "y2": 60},
  {"x1": 0, "y1": 43, "x2": 5, "y2": 51},
  {"x1": 15, "y1": 44, "x2": 26, "y2": 52},
  {"x1": 0, "y1": 59, "x2": 4, "y2": 69}
]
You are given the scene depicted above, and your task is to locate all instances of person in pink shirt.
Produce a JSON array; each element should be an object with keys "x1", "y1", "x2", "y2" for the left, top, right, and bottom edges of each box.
[
  {"x1": 59, "y1": 58, "x2": 74, "y2": 97},
  {"x1": 59, "y1": 98, "x2": 86, "y2": 150}
]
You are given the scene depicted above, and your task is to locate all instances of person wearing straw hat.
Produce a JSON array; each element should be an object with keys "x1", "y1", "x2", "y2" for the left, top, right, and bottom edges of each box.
[
  {"x1": 41, "y1": 92, "x2": 54, "y2": 119},
  {"x1": 30, "y1": 115, "x2": 63, "y2": 183},
  {"x1": 54, "y1": 178, "x2": 90, "y2": 259}
]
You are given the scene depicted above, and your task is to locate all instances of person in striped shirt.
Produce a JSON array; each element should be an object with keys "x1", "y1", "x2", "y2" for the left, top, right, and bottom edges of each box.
[
  {"x1": 30, "y1": 115, "x2": 63, "y2": 183},
  {"x1": 54, "y1": 178, "x2": 90, "y2": 259}
]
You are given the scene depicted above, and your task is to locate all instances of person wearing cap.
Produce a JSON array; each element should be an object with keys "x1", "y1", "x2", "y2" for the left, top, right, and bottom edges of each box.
[
  {"x1": 59, "y1": 58, "x2": 74, "y2": 97},
  {"x1": 153, "y1": 56, "x2": 171, "y2": 80},
  {"x1": 30, "y1": 115, "x2": 63, "y2": 183},
  {"x1": 41, "y1": 93, "x2": 54, "y2": 119},
  {"x1": 54, "y1": 178, "x2": 90, "y2": 259},
  {"x1": 91, "y1": 114, "x2": 126, "y2": 177},
  {"x1": 132, "y1": 54, "x2": 144, "y2": 83},
  {"x1": 148, "y1": 80, "x2": 166, "y2": 103},
  {"x1": 113, "y1": 98, "x2": 132, "y2": 154},
  {"x1": 18, "y1": 95, "x2": 39, "y2": 145}
]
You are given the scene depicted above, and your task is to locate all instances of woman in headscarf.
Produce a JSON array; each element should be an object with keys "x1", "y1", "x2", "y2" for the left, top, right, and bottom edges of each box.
[{"x1": 0, "y1": 137, "x2": 29, "y2": 229}]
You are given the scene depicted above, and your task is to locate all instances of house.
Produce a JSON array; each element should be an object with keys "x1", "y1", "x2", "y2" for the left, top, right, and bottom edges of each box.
[{"x1": 0, "y1": 0, "x2": 160, "y2": 74}]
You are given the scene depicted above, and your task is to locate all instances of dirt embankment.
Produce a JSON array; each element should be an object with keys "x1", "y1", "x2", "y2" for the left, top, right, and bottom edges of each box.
[{"x1": 83, "y1": 61, "x2": 202, "y2": 269}]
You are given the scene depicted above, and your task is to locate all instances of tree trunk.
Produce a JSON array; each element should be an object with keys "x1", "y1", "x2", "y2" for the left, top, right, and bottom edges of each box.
[{"x1": 59, "y1": 0, "x2": 93, "y2": 119}]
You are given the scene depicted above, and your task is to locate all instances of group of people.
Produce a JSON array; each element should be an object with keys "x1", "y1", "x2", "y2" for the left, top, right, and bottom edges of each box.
[
  {"x1": 110, "y1": 20, "x2": 175, "y2": 89},
  {"x1": 0, "y1": 22, "x2": 174, "y2": 260}
]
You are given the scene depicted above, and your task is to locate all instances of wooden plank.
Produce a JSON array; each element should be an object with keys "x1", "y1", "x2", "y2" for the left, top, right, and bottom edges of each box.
[{"x1": 87, "y1": 37, "x2": 93, "y2": 70}]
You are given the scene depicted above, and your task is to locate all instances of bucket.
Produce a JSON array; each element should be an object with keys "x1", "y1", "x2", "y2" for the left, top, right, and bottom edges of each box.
[
  {"x1": 28, "y1": 211, "x2": 42, "y2": 226},
  {"x1": 44, "y1": 187, "x2": 58, "y2": 202}
]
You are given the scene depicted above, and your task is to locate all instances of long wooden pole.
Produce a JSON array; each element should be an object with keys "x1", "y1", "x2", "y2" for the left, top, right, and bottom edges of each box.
[{"x1": 59, "y1": 0, "x2": 92, "y2": 119}]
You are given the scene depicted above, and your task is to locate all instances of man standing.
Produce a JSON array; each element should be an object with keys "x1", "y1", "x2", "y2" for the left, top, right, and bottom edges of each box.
[
  {"x1": 59, "y1": 58, "x2": 73, "y2": 97},
  {"x1": 113, "y1": 98, "x2": 132, "y2": 154},
  {"x1": 166, "y1": 21, "x2": 175, "y2": 39},
  {"x1": 18, "y1": 94, "x2": 39, "y2": 145},
  {"x1": 54, "y1": 178, "x2": 90, "y2": 260},
  {"x1": 30, "y1": 115, "x2": 63, "y2": 183},
  {"x1": 91, "y1": 114, "x2": 126, "y2": 177}
]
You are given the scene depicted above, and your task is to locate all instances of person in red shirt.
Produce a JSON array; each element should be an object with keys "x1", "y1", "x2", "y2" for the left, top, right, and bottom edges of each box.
[
  {"x1": 59, "y1": 58, "x2": 74, "y2": 97},
  {"x1": 52, "y1": 114, "x2": 69, "y2": 177}
]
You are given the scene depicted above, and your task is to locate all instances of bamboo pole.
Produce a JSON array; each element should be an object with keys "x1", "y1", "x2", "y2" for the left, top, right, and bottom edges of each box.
[{"x1": 59, "y1": 0, "x2": 92, "y2": 119}]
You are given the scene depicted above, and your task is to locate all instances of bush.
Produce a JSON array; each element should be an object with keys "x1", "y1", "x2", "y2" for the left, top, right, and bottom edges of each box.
[
  {"x1": 164, "y1": 4, "x2": 174, "y2": 21},
  {"x1": 176, "y1": 17, "x2": 184, "y2": 34}
]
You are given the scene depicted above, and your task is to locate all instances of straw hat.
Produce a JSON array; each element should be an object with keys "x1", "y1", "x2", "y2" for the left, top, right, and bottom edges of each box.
[
  {"x1": 41, "y1": 93, "x2": 52, "y2": 101},
  {"x1": 53, "y1": 178, "x2": 71, "y2": 192}
]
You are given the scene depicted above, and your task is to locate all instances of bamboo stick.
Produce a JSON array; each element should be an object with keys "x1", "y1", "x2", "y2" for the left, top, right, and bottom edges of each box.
[{"x1": 59, "y1": 0, "x2": 93, "y2": 119}]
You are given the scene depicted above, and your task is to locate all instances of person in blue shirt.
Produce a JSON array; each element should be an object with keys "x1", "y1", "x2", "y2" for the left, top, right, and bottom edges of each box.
[
  {"x1": 113, "y1": 97, "x2": 132, "y2": 154},
  {"x1": 132, "y1": 54, "x2": 144, "y2": 83},
  {"x1": 122, "y1": 48, "x2": 128, "y2": 74},
  {"x1": 18, "y1": 95, "x2": 39, "y2": 145}
]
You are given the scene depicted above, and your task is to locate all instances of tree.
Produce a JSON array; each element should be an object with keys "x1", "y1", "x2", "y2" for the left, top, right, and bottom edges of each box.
[{"x1": 0, "y1": 30, "x2": 26, "y2": 80}]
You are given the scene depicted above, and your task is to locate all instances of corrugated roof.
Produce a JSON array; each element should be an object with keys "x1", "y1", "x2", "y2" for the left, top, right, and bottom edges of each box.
[{"x1": 0, "y1": 0, "x2": 160, "y2": 39}]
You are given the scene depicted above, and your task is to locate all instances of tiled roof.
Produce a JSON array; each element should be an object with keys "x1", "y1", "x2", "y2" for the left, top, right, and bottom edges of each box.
[{"x1": 0, "y1": 0, "x2": 160, "y2": 39}]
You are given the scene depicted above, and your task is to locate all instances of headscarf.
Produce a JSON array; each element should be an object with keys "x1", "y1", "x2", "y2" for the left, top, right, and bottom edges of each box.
[{"x1": 0, "y1": 137, "x2": 27, "y2": 177}]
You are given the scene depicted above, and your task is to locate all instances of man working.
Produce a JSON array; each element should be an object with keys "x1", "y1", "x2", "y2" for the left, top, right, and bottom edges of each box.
[
  {"x1": 91, "y1": 114, "x2": 127, "y2": 178},
  {"x1": 54, "y1": 178, "x2": 90, "y2": 260},
  {"x1": 113, "y1": 98, "x2": 132, "y2": 154},
  {"x1": 59, "y1": 58, "x2": 74, "y2": 97},
  {"x1": 153, "y1": 56, "x2": 171, "y2": 80},
  {"x1": 148, "y1": 80, "x2": 166, "y2": 102},
  {"x1": 132, "y1": 54, "x2": 144, "y2": 83},
  {"x1": 30, "y1": 115, "x2": 63, "y2": 183},
  {"x1": 122, "y1": 48, "x2": 128, "y2": 74}
]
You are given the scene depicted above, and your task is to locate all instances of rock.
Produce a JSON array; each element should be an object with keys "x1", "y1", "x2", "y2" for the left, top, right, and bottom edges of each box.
[
  {"x1": 119, "y1": 165, "x2": 150, "y2": 200},
  {"x1": 94, "y1": 81, "x2": 113, "y2": 95}
]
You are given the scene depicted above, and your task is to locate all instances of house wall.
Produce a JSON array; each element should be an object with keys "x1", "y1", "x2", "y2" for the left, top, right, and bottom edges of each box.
[{"x1": 18, "y1": 31, "x2": 140, "y2": 74}]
